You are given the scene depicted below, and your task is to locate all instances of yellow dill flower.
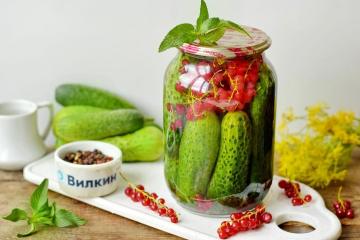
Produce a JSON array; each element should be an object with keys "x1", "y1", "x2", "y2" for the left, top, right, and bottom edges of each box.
[{"x1": 276, "y1": 103, "x2": 359, "y2": 188}]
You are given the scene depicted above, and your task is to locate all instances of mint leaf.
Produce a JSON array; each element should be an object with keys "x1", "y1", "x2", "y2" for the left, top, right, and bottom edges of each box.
[
  {"x1": 17, "y1": 223, "x2": 37, "y2": 238},
  {"x1": 159, "y1": 23, "x2": 197, "y2": 52},
  {"x1": 199, "y1": 17, "x2": 220, "y2": 34},
  {"x1": 54, "y1": 209, "x2": 86, "y2": 228},
  {"x1": 3, "y1": 208, "x2": 28, "y2": 222},
  {"x1": 30, "y1": 179, "x2": 49, "y2": 212},
  {"x1": 196, "y1": 0, "x2": 209, "y2": 30},
  {"x1": 200, "y1": 27, "x2": 226, "y2": 45},
  {"x1": 220, "y1": 20, "x2": 251, "y2": 37}
]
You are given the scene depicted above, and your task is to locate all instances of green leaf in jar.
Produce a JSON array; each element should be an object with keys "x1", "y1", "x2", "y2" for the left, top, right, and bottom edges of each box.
[
  {"x1": 196, "y1": 0, "x2": 209, "y2": 30},
  {"x1": 158, "y1": 23, "x2": 197, "y2": 52}
]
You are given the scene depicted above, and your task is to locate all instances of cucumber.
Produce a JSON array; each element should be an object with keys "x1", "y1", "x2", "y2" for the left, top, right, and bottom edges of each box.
[
  {"x1": 103, "y1": 126, "x2": 163, "y2": 162},
  {"x1": 56, "y1": 126, "x2": 163, "y2": 162},
  {"x1": 55, "y1": 137, "x2": 68, "y2": 148},
  {"x1": 207, "y1": 111, "x2": 251, "y2": 199},
  {"x1": 53, "y1": 106, "x2": 106, "y2": 127},
  {"x1": 176, "y1": 112, "x2": 221, "y2": 201},
  {"x1": 55, "y1": 84, "x2": 135, "y2": 109},
  {"x1": 163, "y1": 54, "x2": 187, "y2": 191},
  {"x1": 249, "y1": 65, "x2": 276, "y2": 183},
  {"x1": 54, "y1": 109, "x2": 144, "y2": 141}
]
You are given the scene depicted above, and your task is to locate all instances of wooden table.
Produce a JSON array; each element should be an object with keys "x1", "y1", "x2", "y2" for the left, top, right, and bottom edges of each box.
[{"x1": 0, "y1": 152, "x2": 359, "y2": 240}]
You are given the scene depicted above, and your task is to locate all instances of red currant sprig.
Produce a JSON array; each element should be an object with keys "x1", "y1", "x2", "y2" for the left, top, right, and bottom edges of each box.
[
  {"x1": 120, "y1": 171, "x2": 180, "y2": 223},
  {"x1": 124, "y1": 184, "x2": 180, "y2": 223},
  {"x1": 333, "y1": 186, "x2": 354, "y2": 219},
  {"x1": 278, "y1": 179, "x2": 312, "y2": 206},
  {"x1": 217, "y1": 204, "x2": 272, "y2": 239}
]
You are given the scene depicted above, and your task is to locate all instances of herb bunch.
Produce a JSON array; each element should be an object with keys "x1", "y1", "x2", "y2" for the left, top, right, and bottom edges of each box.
[
  {"x1": 3, "y1": 179, "x2": 86, "y2": 238},
  {"x1": 159, "y1": 0, "x2": 250, "y2": 52}
]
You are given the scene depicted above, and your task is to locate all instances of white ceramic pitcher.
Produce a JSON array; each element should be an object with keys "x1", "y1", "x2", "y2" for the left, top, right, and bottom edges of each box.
[{"x1": 0, "y1": 99, "x2": 53, "y2": 170}]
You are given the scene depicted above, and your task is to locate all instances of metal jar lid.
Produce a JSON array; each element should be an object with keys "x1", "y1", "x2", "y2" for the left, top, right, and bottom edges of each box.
[{"x1": 179, "y1": 26, "x2": 271, "y2": 58}]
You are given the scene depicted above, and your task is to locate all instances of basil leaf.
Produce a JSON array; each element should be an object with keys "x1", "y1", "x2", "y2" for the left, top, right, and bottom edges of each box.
[
  {"x1": 32, "y1": 216, "x2": 54, "y2": 226},
  {"x1": 158, "y1": 23, "x2": 197, "y2": 52},
  {"x1": 200, "y1": 27, "x2": 226, "y2": 45},
  {"x1": 196, "y1": 0, "x2": 209, "y2": 30},
  {"x1": 54, "y1": 209, "x2": 86, "y2": 228},
  {"x1": 17, "y1": 223, "x2": 37, "y2": 238},
  {"x1": 30, "y1": 179, "x2": 49, "y2": 212},
  {"x1": 220, "y1": 20, "x2": 251, "y2": 37},
  {"x1": 199, "y1": 17, "x2": 220, "y2": 34},
  {"x1": 3, "y1": 208, "x2": 28, "y2": 222}
]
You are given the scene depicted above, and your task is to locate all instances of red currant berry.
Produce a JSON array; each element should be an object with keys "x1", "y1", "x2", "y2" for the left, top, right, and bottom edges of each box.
[
  {"x1": 182, "y1": 59, "x2": 190, "y2": 66},
  {"x1": 175, "y1": 82, "x2": 186, "y2": 93},
  {"x1": 170, "y1": 216, "x2": 179, "y2": 224},
  {"x1": 124, "y1": 187, "x2": 133, "y2": 197},
  {"x1": 175, "y1": 104, "x2": 186, "y2": 115},
  {"x1": 285, "y1": 190, "x2": 294, "y2": 198},
  {"x1": 218, "y1": 230, "x2": 228, "y2": 239},
  {"x1": 158, "y1": 198, "x2": 165, "y2": 205},
  {"x1": 278, "y1": 179, "x2": 287, "y2": 189},
  {"x1": 141, "y1": 198, "x2": 150, "y2": 206},
  {"x1": 136, "y1": 184, "x2": 145, "y2": 191},
  {"x1": 151, "y1": 193, "x2": 158, "y2": 199},
  {"x1": 230, "y1": 212, "x2": 242, "y2": 220},
  {"x1": 304, "y1": 194, "x2": 312, "y2": 202},
  {"x1": 136, "y1": 191, "x2": 145, "y2": 201},
  {"x1": 249, "y1": 219, "x2": 258, "y2": 229},
  {"x1": 343, "y1": 200, "x2": 351, "y2": 210},
  {"x1": 261, "y1": 212, "x2": 272, "y2": 223},
  {"x1": 336, "y1": 208, "x2": 346, "y2": 218},
  {"x1": 167, "y1": 208, "x2": 175, "y2": 217},
  {"x1": 346, "y1": 209, "x2": 355, "y2": 219},
  {"x1": 333, "y1": 201, "x2": 341, "y2": 210},
  {"x1": 239, "y1": 218, "x2": 249, "y2": 228},
  {"x1": 149, "y1": 202, "x2": 158, "y2": 211},
  {"x1": 255, "y1": 205, "x2": 265, "y2": 214},
  {"x1": 130, "y1": 192, "x2": 139, "y2": 202},
  {"x1": 230, "y1": 221, "x2": 242, "y2": 231},
  {"x1": 292, "y1": 198, "x2": 303, "y2": 206},
  {"x1": 158, "y1": 207, "x2": 167, "y2": 216},
  {"x1": 174, "y1": 119, "x2": 183, "y2": 129}
]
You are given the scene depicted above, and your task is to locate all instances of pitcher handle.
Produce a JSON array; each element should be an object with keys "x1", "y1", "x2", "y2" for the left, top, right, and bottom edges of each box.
[{"x1": 37, "y1": 101, "x2": 54, "y2": 140}]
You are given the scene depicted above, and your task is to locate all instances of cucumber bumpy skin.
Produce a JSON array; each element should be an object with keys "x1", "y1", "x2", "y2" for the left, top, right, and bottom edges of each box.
[
  {"x1": 56, "y1": 84, "x2": 135, "y2": 109},
  {"x1": 163, "y1": 53, "x2": 187, "y2": 191},
  {"x1": 207, "y1": 111, "x2": 252, "y2": 199},
  {"x1": 54, "y1": 109, "x2": 144, "y2": 142},
  {"x1": 249, "y1": 64, "x2": 276, "y2": 183},
  {"x1": 103, "y1": 126, "x2": 163, "y2": 162},
  {"x1": 176, "y1": 112, "x2": 221, "y2": 201}
]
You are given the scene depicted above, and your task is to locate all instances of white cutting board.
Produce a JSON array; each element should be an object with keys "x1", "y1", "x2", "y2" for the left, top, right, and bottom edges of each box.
[{"x1": 23, "y1": 153, "x2": 341, "y2": 240}]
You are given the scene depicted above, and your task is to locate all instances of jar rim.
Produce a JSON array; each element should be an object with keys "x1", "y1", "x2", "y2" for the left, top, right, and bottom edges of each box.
[{"x1": 179, "y1": 26, "x2": 271, "y2": 58}]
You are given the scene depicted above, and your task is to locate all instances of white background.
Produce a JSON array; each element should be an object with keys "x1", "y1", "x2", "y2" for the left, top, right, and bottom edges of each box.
[{"x1": 1, "y1": 0, "x2": 359, "y2": 142}]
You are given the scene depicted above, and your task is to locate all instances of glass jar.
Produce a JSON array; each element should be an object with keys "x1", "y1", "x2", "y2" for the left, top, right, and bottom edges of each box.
[{"x1": 163, "y1": 26, "x2": 276, "y2": 215}]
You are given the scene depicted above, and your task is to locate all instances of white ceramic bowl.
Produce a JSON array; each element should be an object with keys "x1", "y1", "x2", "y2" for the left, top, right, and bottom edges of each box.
[{"x1": 54, "y1": 141, "x2": 122, "y2": 198}]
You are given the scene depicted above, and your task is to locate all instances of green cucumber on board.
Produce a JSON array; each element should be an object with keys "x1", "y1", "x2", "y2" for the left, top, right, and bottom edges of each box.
[
  {"x1": 54, "y1": 109, "x2": 144, "y2": 142},
  {"x1": 176, "y1": 112, "x2": 221, "y2": 201},
  {"x1": 103, "y1": 126, "x2": 163, "y2": 162},
  {"x1": 55, "y1": 126, "x2": 163, "y2": 162},
  {"x1": 55, "y1": 84, "x2": 135, "y2": 109},
  {"x1": 249, "y1": 64, "x2": 276, "y2": 183},
  {"x1": 207, "y1": 111, "x2": 251, "y2": 199}
]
